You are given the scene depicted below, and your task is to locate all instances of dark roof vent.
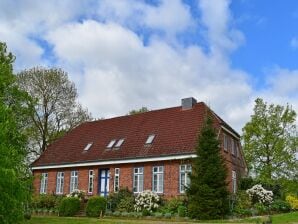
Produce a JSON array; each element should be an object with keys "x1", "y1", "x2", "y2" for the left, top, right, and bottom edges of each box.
[{"x1": 181, "y1": 97, "x2": 197, "y2": 110}]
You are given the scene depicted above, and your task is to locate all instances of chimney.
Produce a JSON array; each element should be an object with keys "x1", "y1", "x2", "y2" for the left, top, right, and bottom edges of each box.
[{"x1": 181, "y1": 97, "x2": 197, "y2": 110}]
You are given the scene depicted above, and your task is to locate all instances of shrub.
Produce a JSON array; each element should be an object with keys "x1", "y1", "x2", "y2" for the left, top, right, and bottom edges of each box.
[
  {"x1": 58, "y1": 197, "x2": 80, "y2": 216},
  {"x1": 107, "y1": 188, "x2": 134, "y2": 211},
  {"x1": 113, "y1": 211, "x2": 121, "y2": 217},
  {"x1": 286, "y1": 195, "x2": 298, "y2": 210},
  {"x1": 164, "y1": 213, "x2": 172, "y2": 218},
  {"x1": 86, "y1": 196, "x2": 107, "y2": 217},
  {"x1": 153, "y1": 212, "x2": 163, "y2": 218},
  {"x1": 31, "y1": 194, "x2": 64, "y2": 210},
  {"x1": 117, "y1": 197, "x2": 135, "y2": 212},
  {"x1": 246, "y1": 184, "x2": 273, "y2": 205},
  {"x1": 254, "y1": 203, "x2": 268, "y2": 215},
  {"x1": 142, "y1": 209, "x2": 151, "y2": 216},
  {"x1": 239, "y1": 177, "x2": 255, "y2": 190},
  {"x1": 178, "y1": 205, "x2": 187, "y2": 217},
  {"x1": 134, "y1": 190, "x2": 160, "y2": 212},
  {"x1": 66, "y1": 189, "x2": 86, "y2": 201},
  {"x1": 271, "y1": 199, "x2": 291, "y2": 212},
  {"x1": 234, "y1": 190, "x2": 251, "y2": 213}
]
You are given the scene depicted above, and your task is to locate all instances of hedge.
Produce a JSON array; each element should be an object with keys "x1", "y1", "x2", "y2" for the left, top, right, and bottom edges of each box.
[
  {"x1": 58, "y1": 197, "x2": 80, "y2": 216},
  {"x1": 86, "y1": 196, "x2": 107, "y2": 217}
]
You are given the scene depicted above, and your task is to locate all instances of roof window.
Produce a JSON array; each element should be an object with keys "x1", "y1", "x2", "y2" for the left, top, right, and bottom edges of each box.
[
  {"x1": 107, "y1": 139, "x2": 116, "y2": 149},
  {"x1": 83, "y1": 143, "x2": 93, "y2": 151},
  {"x1": 145, "y1": 134, "x2": 155, "y2": 144},
  {"x1": 114, "y1": 138, "x2": 125, "y2": 148}
]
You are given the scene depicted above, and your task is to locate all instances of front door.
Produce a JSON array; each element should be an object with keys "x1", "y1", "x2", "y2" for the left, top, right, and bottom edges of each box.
[{"x1": 98, "y1": 169, "x2": 110, "y2": 197}]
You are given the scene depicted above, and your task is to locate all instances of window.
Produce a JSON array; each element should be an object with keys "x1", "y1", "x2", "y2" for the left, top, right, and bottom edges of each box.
[
  {"x1": 180, "y1": 164, "x2": 191, "y2": 193},
  {"x1": 231, "y1": 139, "x2": 236, "y2": 155},
  {"x1": 133, "y1": 167, "x2": 144, "y2": 193},
  {"x1": 145, "y1": 134, "x2": 155, "y2": 144},
  {"x1": 114, "y1": 139, "x2": 125, "y2": 148},
  {"x1": 236, "y1": 143, "x2": 240, "y2": 158},
  {"x1": 56, "y1": 172, "x2": 64, "y2": 194},
  {"x1": 152, "y1": 166, "x2": 164, "y2": 193},
  {"x1": 232, "y1": 170, "x2": 237, "y2": 194},
  {"x1": 114, "y1": 168, "x2": 120, "y2": 192},
  {"x1": 107, "y1": 139, "x2": 116, "y2": 149},
  {"x1": 224, "y1": 134, "x2": 228, "y2": 152},
  {"x1": 83, "y1": 142, "x2": 93, "y2": 151},
  {"x1": 70, "y1": 171, "x2": 78, "y2": 193},
  {"x1": 88, "y1": 170, "x2": 94, "y2": 194},
  {"x1": 40, "y1": 173, "x2": 48, "y2": 194}
]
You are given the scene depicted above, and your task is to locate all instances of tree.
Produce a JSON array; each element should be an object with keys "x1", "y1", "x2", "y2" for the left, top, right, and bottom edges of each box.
[
  {"x1": 128, "y1": 107, "x2": 149, "y2": 115},
  {"x1": 17, "y1": 67, "x2": 92, "y2": 158},
  {"x1": 0, "y1": 42, "x2": 32, "y2": 223},
  {"x1": 242, "y1": 98, "x2": 298, "y2": 183},
  {"x1": 187, "y1": 116, "x2": 229, "y2": 220}
]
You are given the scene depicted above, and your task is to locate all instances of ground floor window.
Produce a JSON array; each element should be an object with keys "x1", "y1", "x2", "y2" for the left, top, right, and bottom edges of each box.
[
  {"x1": 180, "y1": 164, "x2": 191, "y2": 193},
  {"x1": 232, "y1": 170, "x2": 237, "y2": 194},
  {"x1": 88, "y1": 170, "x2": 94, "y2": 194},
  {"x1": 70, "y1": 170, "x2": 78, "y2": 193},
  {"x1": 152, "y1": 166, "x2": 164, "y2": 193},
  {"x1": 133, "y1": 167, "x2": 144, "y2": 193},
  {"x1": 56, "y1": 172, "x2": 64, "y2": 194},
  {"x1": 114, "y1": 168, "x2": 120, "y2": 192},
  {"x1": 40, "y1": 173, "x2": 48, "y2": 194}
]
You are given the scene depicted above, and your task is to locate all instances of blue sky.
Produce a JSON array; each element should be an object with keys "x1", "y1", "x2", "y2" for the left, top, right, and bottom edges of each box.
[{"x1": 0, "y1": 0, "x2": 297, "y2": 132}]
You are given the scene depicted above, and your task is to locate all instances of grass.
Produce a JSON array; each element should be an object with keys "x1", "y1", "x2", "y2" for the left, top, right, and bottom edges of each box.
[{"x1": 25, "y1": 212, "x2": 298, "y2": 224}]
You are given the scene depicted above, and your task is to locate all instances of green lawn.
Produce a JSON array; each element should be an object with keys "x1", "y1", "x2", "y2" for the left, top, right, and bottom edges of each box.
[{"x1": 25, "y1": 212, "x2": 298, "y2": 224}]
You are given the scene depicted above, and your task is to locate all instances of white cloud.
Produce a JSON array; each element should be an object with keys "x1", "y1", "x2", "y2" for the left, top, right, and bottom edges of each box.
[{"x1": 290, "y1": 37, "x2": 298, "y2": 49}]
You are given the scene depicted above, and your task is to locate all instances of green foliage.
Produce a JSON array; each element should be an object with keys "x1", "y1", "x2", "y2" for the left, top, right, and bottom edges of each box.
[
  {"x1": 160, "y1": 197, "x2": 184, "y2": 214},
  {"x1": 128, "y1": 107, "x2": 149, "y2": 115},
  {"x1": 86, "y1": 196, "x2": 107, "y2": 217},
  {"x1": 58, "y1": 197, "x2": 80, "y2": 217},
  {"x1": 271, "y1": 199, "x2": 291, "y2": 212},
  {"x1": 31, "y1": 194, "x2": 64, "y2": 210},
  {"x1": 239, "y1": 177, "x2": 255, "y2": 190},
  {"x1": 117, "y1": 197, "x2": 135, "y2": 212},
  {"x1": 234, "y1": 190, "x2": 251, "y2": 211},
  {"x1": 0, "y1": 42, "x2": 32, "y2": 224},
  {"x1": 187, "y1": 116, "x2": 229, "y2": 220},
  {"x1": 242, "y1": 98, "x2": 298, "y2": 182},
  {"x1": 107, "y1": 187, "x2": 134, "y2": 212},
  {"x1": 178, "y1": 205, "x2": 187, "y2": 217}
]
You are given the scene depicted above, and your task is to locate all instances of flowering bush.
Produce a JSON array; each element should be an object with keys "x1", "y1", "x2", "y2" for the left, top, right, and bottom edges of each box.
[
  {"x1": 134, "y1": 190, "x2": 160, "y2": 212},
  {"x1": 286, "y1": 195, "x2": 298, "y2": 210},
  {"x1": 246, "y1": 184, "x2": 273, "y2": 205},
  {"x1": 66, "y1": 189, "x2": 86, "y2": 201}
]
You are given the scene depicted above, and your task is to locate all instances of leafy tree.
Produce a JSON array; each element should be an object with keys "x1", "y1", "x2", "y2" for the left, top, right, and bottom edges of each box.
[
  {"x1": 0, "y1": 42, "x2": 32, "y2": 223},
  {"x1": 128, "y1": 107, "x2": 149, "y2": 115},
  {"x1": 187, "y1": 116, "x2": 229, "y2": 220},
  {"x1": 17, "y1": 67, "x2": 92, "y2": 158},
  {"x1": 242, "y1": 98, "x2": 298, "y2": 183}
]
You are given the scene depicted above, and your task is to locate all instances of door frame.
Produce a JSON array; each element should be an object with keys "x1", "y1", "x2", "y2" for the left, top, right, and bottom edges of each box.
[{"x1": 98, "y1": 168, "x2": 110, "y2": 197}]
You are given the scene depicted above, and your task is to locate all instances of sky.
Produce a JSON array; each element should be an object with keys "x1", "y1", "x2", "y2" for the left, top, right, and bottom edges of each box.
[{"x1": 0, "y1": 0, "x2": 298, "y2": 133}]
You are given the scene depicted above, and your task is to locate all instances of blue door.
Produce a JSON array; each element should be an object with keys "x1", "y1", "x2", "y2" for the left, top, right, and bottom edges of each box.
[{"x1": 98, "y1": 169, "x2": 110, "y2": 197}]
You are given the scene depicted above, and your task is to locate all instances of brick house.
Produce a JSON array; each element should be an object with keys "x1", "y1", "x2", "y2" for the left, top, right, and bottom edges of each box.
[{"x1": 31, "y1": 97, "x2": 247, "y2": 198}]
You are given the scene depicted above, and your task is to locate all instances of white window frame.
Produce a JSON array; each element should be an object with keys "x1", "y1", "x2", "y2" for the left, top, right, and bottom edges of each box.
[
  {"x1": 145, "y1": 134, "x2": 155, "y2": 144},
  {"x1": 179, "y1": 164, "x2": 191, "y2": 193},
  {"x1": 114, "y1": 139, "x2": 125, "y2": 148},
  {"x1": 133, "y1": 167, "x2": 144, "y2": 193},
  {"x1": 84, "y1": 143, "x2": 93, "y2": 151},
  {"x1": 152, "y1": 166, "x2": 164, "y2": 193},
  {"x1": 70, "y1": 171, "x2": 78, "y2": 193},
  {"x1": 40, "y1": 173, "x2": 48, "y2": 194},
  {"x1": 231, "y1": 139, "x2": 236, "y2": 155},
  {"x1": 88, "y1": 170, "x2": 94, "y2": 194},
  {"x1": 107, "y1": 139, "x2": 116, "y2": 149},
  {"x1": 114, "y1": 168, "x2": 120, "y2": 192},
  {"x1": 56, "y1": 172, "x2": 64, "y2": 194},
  {"x1": 232, "y1": 170, "x2": 237, "y2": 194},
  {"x1": 224, "y1": 134, "x2": 228, "y2": 152}
]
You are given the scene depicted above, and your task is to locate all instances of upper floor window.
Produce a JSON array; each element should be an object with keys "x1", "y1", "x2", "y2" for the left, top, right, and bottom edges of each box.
[
  {"x1": 223, "y1": 134, "x2": 228, "y2": 152},
  {"x1": 114, "y1": 139, "x2": 125, "y2": 148},
  {"x1": 70, "y1": 171, "x2": 78, "y2": 193},
  {"x1": 145, "y1": 134, "x2": 155, "y2": 144},
  {"x1": 88, "y1": 170, "x2": 94, "y2": 194},
  {"x1": 231, "y1": 139, "x2": 236, "y2": 155},
  {"x1": 232, "y1": 170, "x2": 237, "y2": 194},
  {"x1": 133, "y1": 167, "x2": 144, "y2": 193},
  {"x1": 152, "y1": 166, "x2": 164, "y2": 193},
  {"x1": 107, "y1": 139, "x2": 116, "y2": 149},
  {"x1": 40, "y1": 173, "x2": 48, "y2": 194},
  {"x1": 180, "y1": 164, "x2": 191, "y2": 193},
  {"x1": 56, "y1": 172, "x2": 64, "y2": 194},
  {"x1": 114, "y1": 168, "x2": 120, "y2": 192},
  {"x1": 83, "y1": 142, "x2": 93, "y2": 151}
]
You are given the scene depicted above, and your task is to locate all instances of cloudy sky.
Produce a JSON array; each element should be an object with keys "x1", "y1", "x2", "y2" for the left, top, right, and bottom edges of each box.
[{"x1": 1, "y1": 0, "x2": 298, "y2": 132}]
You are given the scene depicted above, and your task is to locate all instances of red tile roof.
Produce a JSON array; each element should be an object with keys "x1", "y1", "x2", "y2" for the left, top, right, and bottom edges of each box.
[{"x1": 32, "y1": 102, "x2": 239, "y2": 167}]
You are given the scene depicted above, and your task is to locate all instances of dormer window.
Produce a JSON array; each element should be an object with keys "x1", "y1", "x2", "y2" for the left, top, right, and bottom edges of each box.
[
  {"x1": 114, "y1": 138, "x2": 125, "y2": 148},
  {"x1": 83, "y1": 143, "x2": 93, "y2": 151},
  {"x1": 107, "y1": 139, "x2": 116, "y2": 149},
  {"x1": 145, "y1": 134, "x2": 155, "y2": 144}
]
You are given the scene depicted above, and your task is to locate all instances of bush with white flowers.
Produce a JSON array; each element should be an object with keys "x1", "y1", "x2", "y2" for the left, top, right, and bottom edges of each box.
[
  {"x1": 246, "y1": 184, "x2": 273, "y2": 205},
  {"x1": 134, "y1": 190, "x2": 160, "y2": 212},
  {"x1": 66, "y1": 189, "x2": 86, "y2": 201}
]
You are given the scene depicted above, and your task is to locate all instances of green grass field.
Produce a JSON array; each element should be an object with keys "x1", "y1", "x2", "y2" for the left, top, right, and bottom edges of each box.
[{"x1": 25, "y1": 212, "x2": 298, "y2": 224}]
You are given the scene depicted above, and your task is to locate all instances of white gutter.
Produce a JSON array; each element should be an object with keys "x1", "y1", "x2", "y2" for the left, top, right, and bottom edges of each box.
[
  {"x1": 31, "y1": 154, "x2": 197, "y2": 170},
  {"x1": 221, "y1": 125, "x2": 240, "y2": 140}
]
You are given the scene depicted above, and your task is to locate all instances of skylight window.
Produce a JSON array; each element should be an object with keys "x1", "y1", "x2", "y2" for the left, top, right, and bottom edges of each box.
[
  {"x1": 83, "y1": 143, "x2": 93, "y2": 151},
  {"x1": 145, "y1": 134, "x2": 155, "y2": 144},
  {"x1": 114, "y1": 138, "x2": 125, "y2": 148},
  {"x1": 107, "y1": 139, "x2": 116, "y2": 149}
]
